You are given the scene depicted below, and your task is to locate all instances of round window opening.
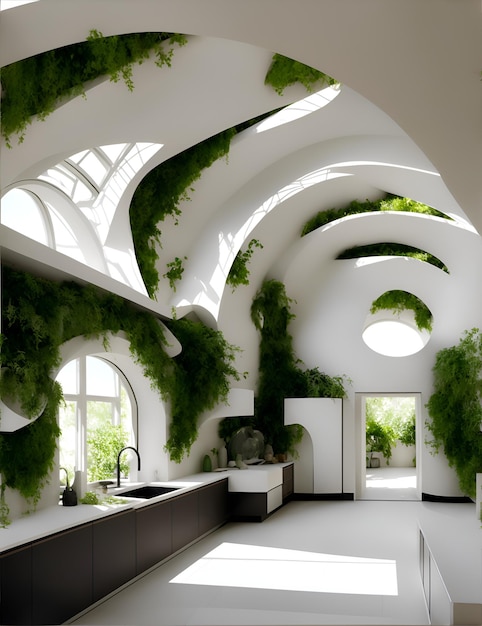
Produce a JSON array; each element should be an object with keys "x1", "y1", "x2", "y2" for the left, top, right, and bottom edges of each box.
[{"x1": 362, "y1": 308, "x2": 431, "y2": 357}]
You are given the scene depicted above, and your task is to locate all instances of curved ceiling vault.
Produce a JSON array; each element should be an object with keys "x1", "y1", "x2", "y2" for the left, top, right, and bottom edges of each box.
[{"x1": 1, "y1": 2, "x2": 482, "y2": 368}]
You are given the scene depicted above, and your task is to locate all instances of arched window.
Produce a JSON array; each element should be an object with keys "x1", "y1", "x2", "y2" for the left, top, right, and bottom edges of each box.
[{"x1": 56, "y1": 355, "x2": 137, "y2": 486}]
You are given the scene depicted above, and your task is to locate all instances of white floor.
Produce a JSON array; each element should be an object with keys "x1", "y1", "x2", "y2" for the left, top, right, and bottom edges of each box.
[
  {"x1": 71, "y1": 498, "x2": 430, "y2": 626},
  {"x1": 363, "y1": 467, "x2": 419, "y2": 501}
]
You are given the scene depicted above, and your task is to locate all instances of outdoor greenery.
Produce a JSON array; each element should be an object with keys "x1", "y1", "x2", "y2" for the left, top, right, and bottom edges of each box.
[
  {"x1": 265, "y1": 53, "x2": 337, "y2": 95},
  {"x1": 249, "y1": 279, "x2": 348, "y2": 455},
  {"x1": 226, "y1": 239, "x2": 264, "y2": 290},
  {"x1": 87, "y1": 423, "x2": 129, "y2": 483},
  {"x1": 0, "y1": 265, "x2": 241, "y2": 514},
  {"x1": 366, "y1": 417, "x2": 394, "y2": 466},
  {"x1": 426, "y1": 328, "x2": 482, "y2": 498},
  {"x1": 365, "y1": 397, "x2": 416, "y2": 467},
  {"x1": 0, "y1": 31, "x2": 187, "y2": 146},
  {"x1": 301, "y1": 195, "x2": 449, "y2": 237},
  {"x1": 370, "y1": 290, "x2": 433, "y2": 333}
]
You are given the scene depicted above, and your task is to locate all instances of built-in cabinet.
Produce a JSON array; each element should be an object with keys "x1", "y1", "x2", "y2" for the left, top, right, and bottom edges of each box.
[
  {"x1": 93, "y1": 509, "x2": 136, "y2": 601},
  {"x1": 229, "y1": 462, "x2": 294, "y2": 522},
  {"x1": 0, "y1": 479, "x2": 229, "y2": 626}
]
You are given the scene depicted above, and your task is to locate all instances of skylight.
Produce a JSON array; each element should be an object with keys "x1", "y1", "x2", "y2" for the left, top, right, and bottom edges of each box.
[{"x1": 256, "y1": 84, "x2": 340, "y2": 133}]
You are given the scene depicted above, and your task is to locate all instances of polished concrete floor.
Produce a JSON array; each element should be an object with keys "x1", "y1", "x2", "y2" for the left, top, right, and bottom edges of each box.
[
  {"x1": 363, "y1": 467, "x2": 419, "y2": 501},
  {"x1": 71, "y1": 497, "x2": 430, "y2": 626}
]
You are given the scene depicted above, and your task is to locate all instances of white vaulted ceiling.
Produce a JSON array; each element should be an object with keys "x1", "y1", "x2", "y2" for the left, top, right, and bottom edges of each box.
[{"x1": 1, "y1": 0, "x2": 482, "y2": 368}]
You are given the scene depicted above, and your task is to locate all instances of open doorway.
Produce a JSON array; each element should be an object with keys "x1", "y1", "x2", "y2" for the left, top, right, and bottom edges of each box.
[{"x1": 357, "y1": 393, "x2": 421, "y2": 501}]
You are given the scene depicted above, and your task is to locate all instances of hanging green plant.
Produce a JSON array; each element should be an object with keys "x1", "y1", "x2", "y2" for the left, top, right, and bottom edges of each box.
[
  {"x1": 249, "y1": 279, "x2": 348, "y2": 455},
  {"x1": 163, "y1": 256, "x2": 188, "y2": 292},
  {"x1": 265, "y1": 53, "x2": 337, "y2": 95},
  {"x1": 165, "y1": 318, "x2": 241, "y2": 463},
  {"x1": 426, "y1": 328, "x2": 482, "y2": 498},
  {"x1": 370, "y1": 290, "x2": 433, "y2": 333},
  {"x1": 0, "y1": 383, "x2": 62, "y2": 506},
  {"x1": 1, "y1": 31, "x2": 186, "y2": 146},
  {"x1": 0, "y1": 265, "x2": 242, "y2": 515},
  {"x1": 338, "y1": 242, "x2": 448, "y2": 273},
  {"x1": 226, "y1": 239, "x2": 264, "y2": 290},
  {"x1": 301, "y1": 195, "x2": 450, "y2": 237}
]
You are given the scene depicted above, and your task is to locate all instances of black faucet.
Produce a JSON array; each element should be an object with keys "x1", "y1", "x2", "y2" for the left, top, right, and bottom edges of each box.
[{"x1": 117, "y1": 446, "x2": 141, "y2": 487}]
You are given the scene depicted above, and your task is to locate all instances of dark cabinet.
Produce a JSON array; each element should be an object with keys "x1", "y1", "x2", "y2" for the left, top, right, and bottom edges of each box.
[
  {"x1": 93, "y1": 509, "x2": 136, "y2": 601},
  {"x1": 135, "y1": 499, "x2": 172, "y2": 574},
  {"x1": 282, "y1": 463, "x2": 294, "y2": 501},
  {"x1": 0, "y1": 543, "x2": 32, "y2": 625},
  {"x1": 31, "y1": 523, "x2": 92, "y2": 625},
  {"x1": 198, "y1": 479, "x2": 228, "y2": 535},
  {"x1": 171, "y1": 490, "x2": 199, "y2": 552}
]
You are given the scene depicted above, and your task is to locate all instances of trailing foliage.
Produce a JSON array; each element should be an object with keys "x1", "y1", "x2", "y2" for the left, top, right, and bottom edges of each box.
[
  {"x1": 163, "y1": 256, "x2": 187, "y2": 292},
  {"x1": 370, "y1": 290, "x2": 433, "y2": 333},
  {"x1": 301, "y1": 195, "x2": 449, "y2": 237},
  {"x1": 0, "y1": 266, "x2": 241, "y2": 511},
  {"x1": 426, "y1": 328, "x2": 482, "y2": 498},
  {"x1": 165, "y1": 318, "x2": 241, "y2": 463},
  {"x1": 226, "y1": 239, "x2": 264, "y2": 290},
  {"x1": 0, "y1": 383, "x2": 62, "y2": 506},
  {"x1": 338, "y1": 243, "x2": 448, "y2": 273},
  {"x1": 129, "y1": 129, "x2": 236, "y2": 297},
  {"x1": 1, "y1": 31, "x2": 187, "y2": 146},
  {"x1": 265, "y1": 53, "x2": 337, "y2": 95},
  {"x1": 250, "y1": 279, "x2": 348, "y2": 455}
]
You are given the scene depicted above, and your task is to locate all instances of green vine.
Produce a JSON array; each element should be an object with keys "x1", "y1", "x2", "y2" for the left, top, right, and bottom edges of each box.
[
  {"x1": 226, "y1": 239, "x2": 264, "y2": 290},
  {"x1": 301, "y1": 195, "x2": 450, "y2": 237},
  {"x1": 370, "y1": 290, "x2": 433, "y2": 333},
  {"x1": 0, "y1": 265, "x2": 241, "y2": 514},
  {"x1": 249, "y1": 279, "x2": 348, "y2": 455},
  {"x1": 265, "y1": 53, "x2": 337, "y2": 95},
  {"x1": 426, "y1": 329, "x2": 482, "y2": 498},
  {"x1": 164, "y1": 318, "x2": 241, "y2": 463},
  {"x1": 1, "y1": 31, "x2": 186, "y2": 147},
  {"x1": 338, "y1": 243, "x2": 448, "y2": 273},
  {"x1": 163, "y1": 256, "x2": 187, "y2": 292}
]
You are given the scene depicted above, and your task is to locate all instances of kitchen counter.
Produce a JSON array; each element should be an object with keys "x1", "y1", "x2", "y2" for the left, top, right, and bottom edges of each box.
[
  {"x1": 0, "y1": 464, "x2": 293, "y2": 553},
  {"x1": 0, "y1": 473, "x2": 225, "y2": 553}
]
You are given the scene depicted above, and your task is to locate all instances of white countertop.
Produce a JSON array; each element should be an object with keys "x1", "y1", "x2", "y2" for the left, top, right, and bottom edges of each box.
[
  {"x1": 418, "y1": 501, "x2": 482, "y2": 604},
  {"x1": 0, "y1": 464, "x2": 293, "y2": 553}
]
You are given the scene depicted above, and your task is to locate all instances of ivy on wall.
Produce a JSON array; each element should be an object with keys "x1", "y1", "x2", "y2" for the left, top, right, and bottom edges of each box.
[
  {"x1": 249, "y1": 279, "x2": 348, "y2": 455},
  {"x1": 0, "y1": 31, "x2": 187, "y2": 146},
  {"x1": 301, "y1": 195, "x2": 450, "y2": 237},
  {"x1": 0, "y1": 265, "x2": 241, "y2": 514},
  {"x1": 265, "y1": 53, "x2": 337, "y2": 95},
  {"x1": 370, "y1": 290, "x2": 433, "y2": 333},
  {"x1": 226, "y1": 239, "x2": 264, "y2": 291},
  {"x1": 426, "y1": 328, "x2": 482, "y2": 498},
  {"x1": 337, "y1": 243, "x2": 448, "y2": 273}
]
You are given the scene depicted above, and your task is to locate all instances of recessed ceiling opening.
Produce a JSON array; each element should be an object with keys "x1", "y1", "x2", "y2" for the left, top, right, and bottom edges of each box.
[{"x1": 362, "y1": 308, "x2": 431, "y2": 357}]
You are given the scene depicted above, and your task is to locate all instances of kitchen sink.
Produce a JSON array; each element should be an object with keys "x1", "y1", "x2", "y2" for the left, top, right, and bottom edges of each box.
[{"x1": 117, "y1": 485, "x2": 181, "y2": 499}]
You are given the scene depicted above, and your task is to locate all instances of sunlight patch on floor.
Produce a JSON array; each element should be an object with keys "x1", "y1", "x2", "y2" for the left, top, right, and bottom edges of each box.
[{"x1": 170, "y1": 542, "x2": 398, "y2": 596}]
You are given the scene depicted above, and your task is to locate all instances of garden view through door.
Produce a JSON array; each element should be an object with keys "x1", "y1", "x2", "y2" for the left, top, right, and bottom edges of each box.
[{"x1": 362, "y1": 394, "x2": 420, "y2": 501}]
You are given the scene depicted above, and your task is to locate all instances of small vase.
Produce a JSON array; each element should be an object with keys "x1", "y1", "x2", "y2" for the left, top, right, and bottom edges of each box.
[
  {"x1": 218, "y1": 445, "x2": 228, "y2": 468},
  {"x1": 202, "y1": 454, "x2": 212, "y2": 472}
]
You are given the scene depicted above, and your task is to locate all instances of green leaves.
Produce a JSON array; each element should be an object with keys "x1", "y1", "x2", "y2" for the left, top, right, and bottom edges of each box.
[
  {"x1": 265, "y1": 53, "x2": 337, "y2": 95},
  {"x1": 227, "y1": 239, "x2": 263, "y2": 290},
  {"x1": 426, "y1": 328, "x2": 482, "y2": 497},
  {"x1": 1, "y1": 31, "x2": 187, "y2": 146},
  {"x1": 370, "y1": 290, "x2": 433, "y2": 333}
]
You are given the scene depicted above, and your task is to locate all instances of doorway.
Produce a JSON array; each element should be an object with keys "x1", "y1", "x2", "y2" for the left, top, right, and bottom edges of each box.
[{"x1": 356, "y1": 393, "x2": 421, "y2": 501}]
